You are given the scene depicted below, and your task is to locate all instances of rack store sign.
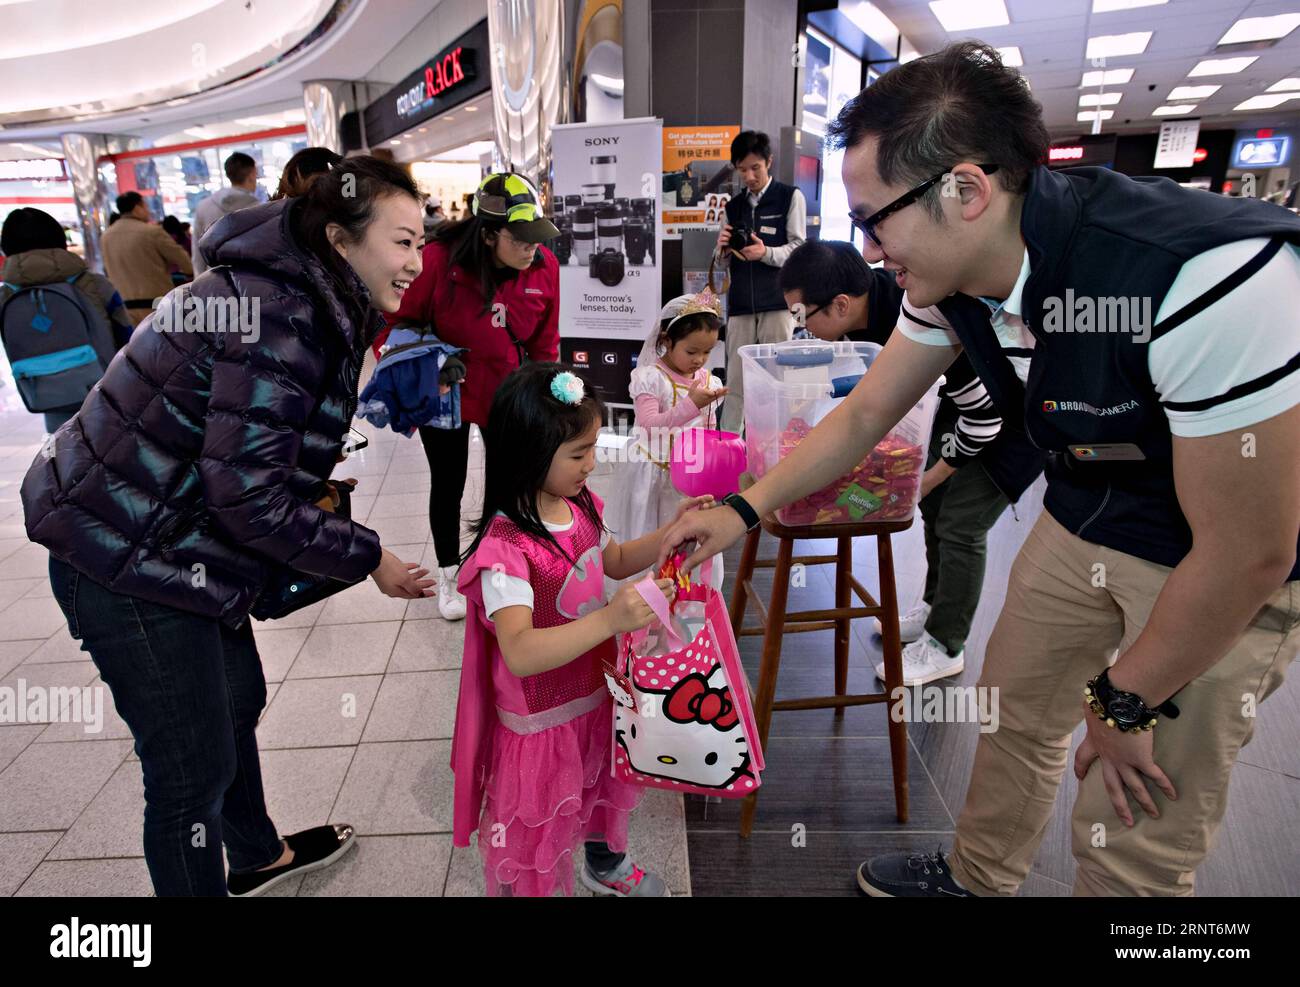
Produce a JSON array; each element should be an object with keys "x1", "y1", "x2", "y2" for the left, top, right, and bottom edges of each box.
[{"x1": 363, "y1": 18, "x2": 490, "y2": 145}]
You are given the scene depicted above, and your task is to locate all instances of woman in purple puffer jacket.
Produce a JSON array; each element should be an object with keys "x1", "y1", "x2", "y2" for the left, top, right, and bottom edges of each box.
[{"x1": 21, "y1": 156, "x2": 434, "y2": 897}]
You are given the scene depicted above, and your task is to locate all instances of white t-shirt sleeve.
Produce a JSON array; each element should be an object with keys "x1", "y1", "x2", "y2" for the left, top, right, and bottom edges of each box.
[
  {"x1": 1150, "y1": 239, "x2": 1300, "y2": 437},
  {"x1": 480, "y1": 570, "x2": 533, "y2": 619},
  {"x1": 897, "y1": 296, "x2": 961, "y2": 347}
]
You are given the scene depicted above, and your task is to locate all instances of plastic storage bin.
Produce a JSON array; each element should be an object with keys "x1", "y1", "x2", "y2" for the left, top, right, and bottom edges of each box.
[{"x1": 741, "y1": 340, "x2": 941, "y2": 526}]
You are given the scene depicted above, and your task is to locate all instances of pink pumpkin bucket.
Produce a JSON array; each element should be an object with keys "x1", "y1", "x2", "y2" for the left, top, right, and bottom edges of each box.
[{"x1": 670, "y1": 427, "x2": 746, "y2": 500}]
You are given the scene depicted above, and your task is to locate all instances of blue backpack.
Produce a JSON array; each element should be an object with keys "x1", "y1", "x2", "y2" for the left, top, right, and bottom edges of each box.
[{"x1": 1, "y1": 276, "x2": 110, "y2": 413}]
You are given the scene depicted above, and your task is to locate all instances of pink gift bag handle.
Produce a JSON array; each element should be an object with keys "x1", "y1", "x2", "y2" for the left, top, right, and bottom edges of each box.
[{"x1": 628, "y1": 575, "x2": 686, "y2": 653}]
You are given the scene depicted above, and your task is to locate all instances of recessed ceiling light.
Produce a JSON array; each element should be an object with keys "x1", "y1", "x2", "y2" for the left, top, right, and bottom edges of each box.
[
  {"x1": 1266, "y1": 78, "x2": 1300, "y2": 92},
  {"x1": 1188, "y1": 56, "x2": 1258, "y2": 76},
  {"x1": 1152, "y1": 105, "x2": 1196, "y2": 115},
  {"x1": 1081, "y1": 68, "x2": 1135, "y2": 87},
  {"x1": 1079, "y1": 92, "x2": 1123, "y2": 106},
  {"x1": 1077, "y1": 110, "x2": 1115, "y2": 122},
  {"x1": 1168, "y1": 85, "x2": 1220, "y2": 100},
  {"x1": 463, "y1": 105, "x2": 478, "y2": 112},
  {"x1": 1092, "y1": 0, "x2": 1166, "y2": 11},
  {"x1": 1086, "y1": 32, "x2": 1152, "y2": 59},
  {"x1": 928, "y1": 0, "x2": 1009, "y2": 31},
  {"x1": 1217, "y1": 14, "x2": 1300, "y2": 46},
  {"x1": 390, "y1": 139, "x2": 401, "y2": 145},
  {"x1": 1233, "y1": 93, "x2": 1300, "y2": 111},
  {"x1": 418, "y1": 127, "x2": 427, "y2": 133}
]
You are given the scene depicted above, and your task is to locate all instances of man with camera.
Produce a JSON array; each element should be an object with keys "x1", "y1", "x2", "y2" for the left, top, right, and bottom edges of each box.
[{"x1": 715, "y1": 130, "x2": 807, "y2": 434}]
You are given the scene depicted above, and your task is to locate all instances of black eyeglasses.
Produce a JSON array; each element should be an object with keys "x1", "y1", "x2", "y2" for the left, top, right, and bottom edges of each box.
[
  {"x1": 850, "y1": 163, "x2": 999, "y2": 247},
  {"x1": 791, "y1": 302, "x2": 827, "y2": 324}
]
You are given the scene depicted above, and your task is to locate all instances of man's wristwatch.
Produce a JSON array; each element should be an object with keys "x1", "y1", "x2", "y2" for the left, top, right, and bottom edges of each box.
[
  {"x1": 1084, "y1": 668, "x2": 1180, "y2": 734},
  {"x1": 722, "y1": 492, "x2": 760, "y2": 532}
]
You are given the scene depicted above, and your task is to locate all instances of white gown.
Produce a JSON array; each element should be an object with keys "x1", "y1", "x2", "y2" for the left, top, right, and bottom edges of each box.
[{"x1": 603, "y1": 361, "x2": 726, "y2": 594}]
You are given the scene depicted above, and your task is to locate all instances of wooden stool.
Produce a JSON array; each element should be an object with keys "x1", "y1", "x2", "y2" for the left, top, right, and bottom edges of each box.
[{"x1": 729, "y1": 491, "x2": 913, "y2": 837}]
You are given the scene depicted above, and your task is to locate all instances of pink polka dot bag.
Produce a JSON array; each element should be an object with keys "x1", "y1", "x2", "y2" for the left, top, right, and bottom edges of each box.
[{"x1": 605, "y1": 563, "x2": 765, "y2": 798}]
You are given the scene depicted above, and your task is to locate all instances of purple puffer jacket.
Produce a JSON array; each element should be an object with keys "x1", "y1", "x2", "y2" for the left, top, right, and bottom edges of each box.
[{"x1": 21, "y1": 198, "x2": 383, "y2": 627}]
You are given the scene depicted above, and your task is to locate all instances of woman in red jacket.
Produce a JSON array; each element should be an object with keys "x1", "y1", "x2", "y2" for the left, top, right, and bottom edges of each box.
[{"x1": 379, "y1": 173, "x2": 560, "y2": 619}]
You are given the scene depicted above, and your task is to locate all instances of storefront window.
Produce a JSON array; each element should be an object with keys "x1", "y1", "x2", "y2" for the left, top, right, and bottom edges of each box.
[{"x1": 802, "y1": 27, "x2": 863, "y2": 244}]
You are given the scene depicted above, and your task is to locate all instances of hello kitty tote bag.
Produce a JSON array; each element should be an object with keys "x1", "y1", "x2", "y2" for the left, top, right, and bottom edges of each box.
[{"x1": 605, "y1": 561, "x2": 764, "y2": 798}]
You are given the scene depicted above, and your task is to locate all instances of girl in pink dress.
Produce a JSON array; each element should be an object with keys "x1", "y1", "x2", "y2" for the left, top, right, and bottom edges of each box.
[{"x1": 452, "y1": 363, "x2": 709, "y2": 896}]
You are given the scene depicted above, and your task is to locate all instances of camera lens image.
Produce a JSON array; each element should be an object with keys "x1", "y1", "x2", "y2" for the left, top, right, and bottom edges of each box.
[
  {"x1": 572, "y1": 206, "x2": 596, "y2": 265},
  {"x1": 596, "y1": 207, "x2": 623, "y2": 253},
  {"x1": 624, "y1": 219, "x2": 648, "y2": 265}
]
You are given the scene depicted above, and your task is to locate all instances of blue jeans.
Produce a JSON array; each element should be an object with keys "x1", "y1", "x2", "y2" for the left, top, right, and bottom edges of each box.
[{"x1": 49, "y1": 557, "x2": 283, "y2": 895}]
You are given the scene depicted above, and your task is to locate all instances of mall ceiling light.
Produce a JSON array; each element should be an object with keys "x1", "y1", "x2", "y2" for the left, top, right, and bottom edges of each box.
[
  {"x1": 463, "y1": 105, "x2": 478, "y2": 111},
  {"x1": 1168, "y1": 85, "x2": 1219, "y2": 100},
  {"x1": 1216, "y1": 14, "x2": 1300, "y2": 47},
  {"x1": 1079, "y1": 92, "x2": 1123, "y2": 106},
  {"x1": 1092, "y1": 0, "x2": 1167, "y2": 11},
  {"x1": 1188, "y1": 56, "x2": 1258, "y2": 76},
  {"x1": 995, "y1": 46, "x2": 1023, "y2": 67},
  {"x1": 1233, "y1": 93, "x2": 1300, "y2": 111},
  {"x1": 1086, "y1": 32, "x2": 1152, "y2": 59},
  {"x1": 1077, "y1": 110, "x2": 1115, "y2": 122},
  {"x1": 1266, "y1": 78, "x2": 1300, "y2": 91},
  {"x1": 1152, "y1": 104, "x2": 1196, "y2": 115},
  {"x1": 928, "y1": 0, "x2": 1009, "y2": 32},
  {"x1": 1081, "y1": 68, "x2": 1135, "y2": 87}
]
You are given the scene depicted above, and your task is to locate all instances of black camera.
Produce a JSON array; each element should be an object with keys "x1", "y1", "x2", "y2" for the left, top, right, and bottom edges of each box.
[
  {"x1": 589, "y1": 247, "x2": 625, "y2": 286},
  {"x1": 729, "y1": 225, "x2": 754, "y2": 251}
]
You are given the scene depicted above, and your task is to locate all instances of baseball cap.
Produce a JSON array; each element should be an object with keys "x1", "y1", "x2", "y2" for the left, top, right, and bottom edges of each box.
[{"x1": 472, "y1": 173, "x2": 559, "y2": 243}]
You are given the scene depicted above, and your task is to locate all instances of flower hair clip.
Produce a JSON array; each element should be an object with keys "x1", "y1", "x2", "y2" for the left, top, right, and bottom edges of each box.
[{"x1": 550, "y1": 371, "x2": 585, "y2": 405}]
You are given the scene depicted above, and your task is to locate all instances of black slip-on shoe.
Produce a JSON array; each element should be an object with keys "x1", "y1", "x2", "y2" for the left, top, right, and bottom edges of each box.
[
  {"x1": 227, "y1": 824, "x2": 356, "y2": 897},
  {"x1": 856, "y1": 848, "x2": 975, "y2": 897}
]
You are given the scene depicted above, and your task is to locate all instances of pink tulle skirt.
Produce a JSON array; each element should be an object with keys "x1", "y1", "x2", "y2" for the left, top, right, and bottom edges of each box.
[{"x1": 478, "y1": 698, "x2": 642, "y2": 897}]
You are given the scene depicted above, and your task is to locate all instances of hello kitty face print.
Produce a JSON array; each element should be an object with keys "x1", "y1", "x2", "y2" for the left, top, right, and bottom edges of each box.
[{"x1": 615, "y1": 664, "x2": 751, "y2": 789}]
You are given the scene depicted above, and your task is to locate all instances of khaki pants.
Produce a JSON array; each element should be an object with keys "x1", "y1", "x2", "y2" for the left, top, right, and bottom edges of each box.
[
  {"x1": 948, "y1": 511, "x2": 1299, "y2": 896},
  {"x1": 719, "y1": 309, "x2": 796, "y2": 435}
]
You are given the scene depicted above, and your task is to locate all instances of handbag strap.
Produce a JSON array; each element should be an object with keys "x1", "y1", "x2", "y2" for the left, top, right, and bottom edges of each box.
[{"x1": 628, "y1": 575, "x2": 686, "y2": 654}]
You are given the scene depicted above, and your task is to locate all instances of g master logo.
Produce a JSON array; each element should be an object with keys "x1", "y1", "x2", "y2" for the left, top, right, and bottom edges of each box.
[
  {"x1": 50, "y1": 918, "x2": 151, "y2": 967},
  {"x1": 1041, "y1": 398, "x2": 1139, "y2": 418}
]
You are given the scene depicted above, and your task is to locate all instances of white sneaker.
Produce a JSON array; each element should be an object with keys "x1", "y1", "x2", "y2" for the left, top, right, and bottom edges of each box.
[
  {"x1": 875, "y1": 634, "x2": 964, "y2": 687},
  {"x1": 437, "y1": 565, "x2": 467, "y2": 621},
  {"x1": 873, "y1": 602, "x2": 931, "y2": 643}
]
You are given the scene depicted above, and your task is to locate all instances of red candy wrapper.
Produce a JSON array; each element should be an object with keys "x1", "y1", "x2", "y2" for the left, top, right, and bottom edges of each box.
[{"x1": 756, "y1": 418, "x2": 925, "y2": 525}]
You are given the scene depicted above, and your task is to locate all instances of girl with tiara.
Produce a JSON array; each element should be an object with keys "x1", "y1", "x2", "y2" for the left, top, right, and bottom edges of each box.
[
  {"x1": 453, "y1": 363, "x2": 712, "y2": 896},
  {"x1": 603, "y1": 290, "x2": 729, "y2": 557}
]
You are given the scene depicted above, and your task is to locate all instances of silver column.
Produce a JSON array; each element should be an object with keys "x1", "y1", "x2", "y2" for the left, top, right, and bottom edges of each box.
[
  {"x1": 487, "y1": 0, "x2": 565, "y2": 193},
  {"x1": 60, "y1": 133, "x2": 113, "y2": 274}
]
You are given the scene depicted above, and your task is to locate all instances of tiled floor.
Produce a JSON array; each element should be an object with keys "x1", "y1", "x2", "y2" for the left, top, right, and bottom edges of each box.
[{"x1": 1, "y1": 364, "x2": 1296, "y2": 896}]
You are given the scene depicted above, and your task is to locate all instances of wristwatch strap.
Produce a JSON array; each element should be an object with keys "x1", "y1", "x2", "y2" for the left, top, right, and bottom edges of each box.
[{"x1": 723, "y1": 493, "x2": 760, "y2": 532}]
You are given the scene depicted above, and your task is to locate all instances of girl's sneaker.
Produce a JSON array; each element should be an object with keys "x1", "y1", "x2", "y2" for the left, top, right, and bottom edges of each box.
[{"x1": 581, "y1": 857, "x2": 671, "y2": 897}]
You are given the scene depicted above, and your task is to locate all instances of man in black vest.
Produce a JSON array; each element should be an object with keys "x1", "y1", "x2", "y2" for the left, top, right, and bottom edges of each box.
[
  {"x1": 715, "y1": 130, "x2": 806, "y2": 434},
  {"x1": 781, "y1": 239, "x2": 1045, "y2": 686},
  {"x1": 665, "y1": 42, "x2": 1300, "y2": 896}
]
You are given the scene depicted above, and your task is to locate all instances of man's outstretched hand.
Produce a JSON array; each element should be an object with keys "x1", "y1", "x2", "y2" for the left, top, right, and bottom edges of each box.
[{"x1": 657, "y1": 499, "x2": 750, "y2": 571}]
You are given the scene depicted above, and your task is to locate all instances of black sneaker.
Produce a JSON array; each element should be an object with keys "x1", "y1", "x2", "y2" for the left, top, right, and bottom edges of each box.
[
  {"x1": 856, "y1": 848, "x2": 975, "y2": 897},
  {"x1": 227, "y1": 824, "x2": 357, "y2": 897}
]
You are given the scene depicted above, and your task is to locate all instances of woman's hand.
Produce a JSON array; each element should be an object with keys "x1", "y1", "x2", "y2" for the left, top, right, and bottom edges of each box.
[
  {"x1": 687, "y1": 381, "x2": 728, "y2": 409},
  {"x1": 606, "y1": 578, "x2": 676, "y2": 633},
  {"x1": 371, "y1": 548, "x2": 436, "y2": 599},
  {"x1": 673, "y1": 494, "x2": 716, "y2": 523}
]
